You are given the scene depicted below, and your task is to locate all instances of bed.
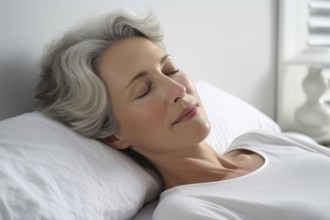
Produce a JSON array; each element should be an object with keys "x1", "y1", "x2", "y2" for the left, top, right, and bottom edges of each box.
[{"x1": 0, "y1": 74, "x2": 286, "y2": 219}]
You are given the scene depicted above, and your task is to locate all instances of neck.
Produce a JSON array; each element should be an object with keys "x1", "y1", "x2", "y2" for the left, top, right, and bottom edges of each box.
[{"x1": 145, "y1": 141, "x2": 240, "y2": 190}]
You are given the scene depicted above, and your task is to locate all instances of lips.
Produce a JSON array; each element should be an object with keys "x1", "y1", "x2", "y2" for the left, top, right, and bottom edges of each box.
[{"x1": 172, "y1": 104, "x2": 198, "y2": 126}]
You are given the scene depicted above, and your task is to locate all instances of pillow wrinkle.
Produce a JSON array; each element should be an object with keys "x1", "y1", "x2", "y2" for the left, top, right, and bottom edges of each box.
[{"x1": 0, "y1": 112, "x2": 161, "y2": 220}]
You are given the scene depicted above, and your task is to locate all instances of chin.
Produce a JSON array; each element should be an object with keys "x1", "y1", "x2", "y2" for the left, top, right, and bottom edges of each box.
[
  {"x1": 199, "y1": 109, "x2": 211, "y2": 135},
  {"x1": 201, "y1": 121, "x2": 211, "y2": 138},
  {"x1": 192, "y1": 119, "x2": 211, "y2": 142}
]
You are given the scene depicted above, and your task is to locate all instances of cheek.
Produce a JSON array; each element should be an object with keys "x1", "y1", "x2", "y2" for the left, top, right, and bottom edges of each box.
[{"x1": 116, "y1": 101, "x2": 166, "y2": 134}]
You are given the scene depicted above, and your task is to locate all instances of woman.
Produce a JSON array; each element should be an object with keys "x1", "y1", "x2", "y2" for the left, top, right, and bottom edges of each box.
[{"x1": 35, "y1": 10, "x2": 330, "y2": 219}]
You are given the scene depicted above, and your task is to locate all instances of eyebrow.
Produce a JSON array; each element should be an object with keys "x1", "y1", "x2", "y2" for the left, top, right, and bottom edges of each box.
[{"x1": 126, "y1": 54, "x2": 171, "y2": 89}]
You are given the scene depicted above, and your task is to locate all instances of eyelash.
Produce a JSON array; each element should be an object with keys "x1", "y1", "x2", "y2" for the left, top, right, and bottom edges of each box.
[
  {"x1": 165, "y1": 69, "x2": 180, "y2": 76},
  {"x1": 136, "y1": 81, "x2": 153, "y2": 99},
  {"x1": 135, "y1": 69, "x2": 180, "y2": 99}
]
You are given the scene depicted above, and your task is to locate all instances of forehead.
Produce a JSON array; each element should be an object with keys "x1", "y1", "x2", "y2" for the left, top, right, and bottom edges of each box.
[
  {"x1": 97, "y1": 36, "x2": 165, "y2": 96},
  {"x1": 98, "y1": 37, "x2": 164, "y2": 78}
]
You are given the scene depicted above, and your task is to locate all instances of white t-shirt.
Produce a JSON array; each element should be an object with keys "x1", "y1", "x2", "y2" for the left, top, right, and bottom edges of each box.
[{"x1": 153, "y1": 131, "x2": 330, "y2": 220}]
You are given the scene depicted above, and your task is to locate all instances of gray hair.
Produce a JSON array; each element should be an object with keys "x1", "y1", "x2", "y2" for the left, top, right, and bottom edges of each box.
[{"x1": 34, "y1": 10, "x2": 164, "y2": 138}]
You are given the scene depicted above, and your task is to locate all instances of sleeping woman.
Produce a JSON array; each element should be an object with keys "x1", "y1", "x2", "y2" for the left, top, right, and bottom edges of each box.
[{"x1": 34, "y1": 9, "x2": 330, "y2": 219}]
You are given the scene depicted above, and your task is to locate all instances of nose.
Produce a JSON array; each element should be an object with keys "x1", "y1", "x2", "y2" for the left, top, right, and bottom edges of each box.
[{"x1": 162, "y1": 77, "x2": 186, "y2": 104}]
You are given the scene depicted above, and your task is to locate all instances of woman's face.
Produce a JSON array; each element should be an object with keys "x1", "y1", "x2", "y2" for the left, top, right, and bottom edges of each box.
[{"x1": 98, "y1": 36, "x2": 210, "y2": 156}]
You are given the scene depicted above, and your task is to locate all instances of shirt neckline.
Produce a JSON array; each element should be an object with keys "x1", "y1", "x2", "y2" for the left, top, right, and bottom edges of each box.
[{"x1": 161, "y1": 146, "x2": 269, "y2": 196}]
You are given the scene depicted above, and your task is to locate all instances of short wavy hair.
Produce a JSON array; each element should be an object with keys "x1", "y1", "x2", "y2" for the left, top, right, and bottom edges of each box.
[{"x1": 34, "y1": 10, "x2": 164, "y2": 139}]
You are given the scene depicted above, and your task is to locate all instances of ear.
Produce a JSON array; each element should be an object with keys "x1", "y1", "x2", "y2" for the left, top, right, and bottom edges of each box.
[{"x1": 102, "y1": 135, "x2": 130, "y2": 150}]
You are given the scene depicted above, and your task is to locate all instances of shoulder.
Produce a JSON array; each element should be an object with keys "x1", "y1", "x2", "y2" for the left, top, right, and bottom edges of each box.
[
  {"x1": 229, "y1": 130, "x2": 288, "y2": 146},
  {"x1": 228, "y1": 130, "x2": 330, "y2": 156},
  {"x1": 231, "y1": 130, "x2": 315, "y2": 146},
  {"x1": 152, "y1": 193, "x2": 241, "y2": 220}
]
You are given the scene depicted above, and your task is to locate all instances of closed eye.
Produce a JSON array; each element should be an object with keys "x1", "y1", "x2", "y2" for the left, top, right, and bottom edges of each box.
[
  {"x1": 165, "y1": 69, "x2": 180, "y2": 76},
  {"x1": 163, "y1": 62, "x2": 179, "y2": 76},
  {"x1": 135, "y1": 82, "x2": 153, "y2": 99}
]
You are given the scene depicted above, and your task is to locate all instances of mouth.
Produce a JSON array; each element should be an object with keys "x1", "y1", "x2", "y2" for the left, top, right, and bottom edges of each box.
[{"x1": 172, "y1": 104, "x2": 198, "y2": 126}]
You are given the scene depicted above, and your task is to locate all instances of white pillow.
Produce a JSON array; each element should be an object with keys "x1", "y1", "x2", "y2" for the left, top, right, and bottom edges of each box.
[
  {"x1": 0, "y1": 112, "x2": 161, "y2": 220},
  {"x1": 195, "y1": 81, "x2": 280, "y2": 153}
]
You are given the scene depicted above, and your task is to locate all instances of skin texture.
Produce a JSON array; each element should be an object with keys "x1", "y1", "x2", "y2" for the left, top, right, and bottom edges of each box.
[{"x1": 98, "y1": 37, "x2": 264, "y2": 189}]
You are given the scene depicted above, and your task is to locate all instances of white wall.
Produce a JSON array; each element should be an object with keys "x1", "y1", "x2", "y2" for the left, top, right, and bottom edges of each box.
[{"x1": 0, "y1": 0, "x2": 277, "y2": 119}]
